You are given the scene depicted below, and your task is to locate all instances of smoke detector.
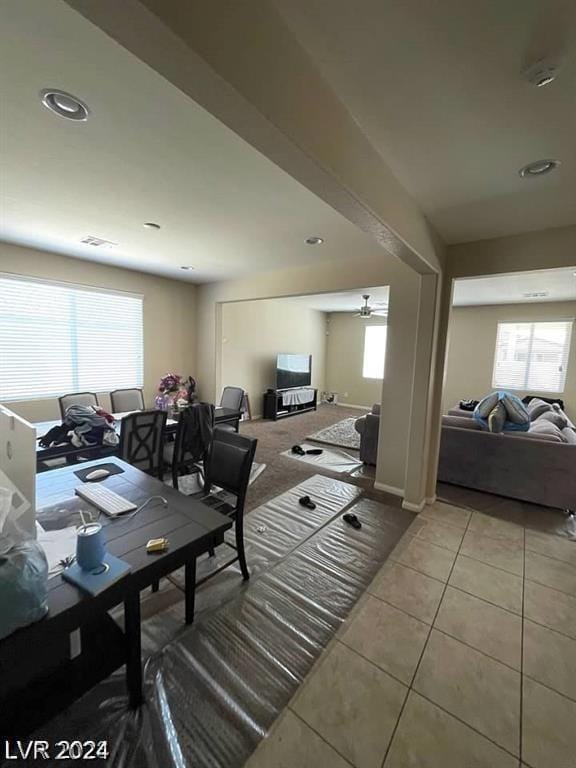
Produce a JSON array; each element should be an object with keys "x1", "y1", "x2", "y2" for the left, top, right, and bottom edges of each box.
[
  {"x1": 80, "y1": 236, "x2": 117, "y2": 248},
  {"x1": 523, "y1": 59, "x2": 559, "y2": 87}
]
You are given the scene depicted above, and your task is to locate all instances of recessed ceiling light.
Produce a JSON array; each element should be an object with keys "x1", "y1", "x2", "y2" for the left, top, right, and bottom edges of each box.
[
  {"x1": 40, "y1": 89, "x2": 90, "y2": 121},
  {"x1": 180, "y1": 266, "x2": 194, "y2": 271},
  {"x1": 143, "y1": 222, "x2": 161, "y2": 230},
  {"x1": 518, "y1": 159, "x2": 560, "y2": 178},
  {"x1": 305, "y1": 236, "x2": 324, "y2": 245}
]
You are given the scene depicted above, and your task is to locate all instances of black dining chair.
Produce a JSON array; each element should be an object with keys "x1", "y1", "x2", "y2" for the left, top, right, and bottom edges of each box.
[
  {"x1": 164, "y1": 402, "x2": 214, "y2": 490},
  {"x1": 110, "y1": 388, "x2": 145, "y2": 414},
  {"x1": 119, "y1": 410, "x2": 167, "y2": 478},
  {"x1": 59, "y1": 392, "x2": 99, "y2": 419},
  {"x1": 217, "y1": 386, "x2": 245, "y2": 432},
  {"x1": 158, "y1": 430, "x2": 257, "y2": 621},
  {"x1": 197, "y1": 430, "x2": 257, "y2": 578}
]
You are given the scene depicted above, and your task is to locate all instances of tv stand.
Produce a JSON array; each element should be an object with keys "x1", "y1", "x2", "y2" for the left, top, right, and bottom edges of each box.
[{"x1": 263, "y1": 388, "x2": 317, "y2": 420}]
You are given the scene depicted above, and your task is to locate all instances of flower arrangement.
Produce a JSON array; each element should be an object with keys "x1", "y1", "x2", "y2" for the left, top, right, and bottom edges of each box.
[
  {"x1": 155, "y1": 374, "x2": 198, "y2": 411},
  {"x1": 158, "y1": 373, "x2": 182, "y2": 394}
]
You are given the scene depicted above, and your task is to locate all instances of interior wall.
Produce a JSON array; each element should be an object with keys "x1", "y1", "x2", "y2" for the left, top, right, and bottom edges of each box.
[
  {"x1": 221, "y1": 299, "x2": 327, "y2": 417},
  {"x1": 0, "y1": 242, "x2": 197, "y2": 422},
  {"x1": 443, "y1": 301, "x2": 576, "y2": 419},
  {"x1": 325, "y1": 313, "x2": 387, "y2": 407},
  {"x1": 197, "y1": 252, "x2": 433, "y2": 500}
]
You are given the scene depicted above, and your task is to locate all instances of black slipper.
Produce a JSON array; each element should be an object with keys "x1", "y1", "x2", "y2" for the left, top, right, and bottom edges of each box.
[
  {"x1": 299, "y1": 495, "x2": 316, "y2": 510},
  {"x1": 343, "y1": 513, "x2": 362, "y2": 530},
  {"x1": 305, "y1": 448, "x2": 323, "y2": 455},
  {"x1": 291, "y1": 445, "x2": 305, "y2": 456}
]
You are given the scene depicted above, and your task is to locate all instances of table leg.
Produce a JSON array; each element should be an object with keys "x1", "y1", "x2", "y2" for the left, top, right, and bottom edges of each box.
[
  {"x1": 185, "y1": 559, "x2": 197, "y2": 625},
  {"x1": 124, "y1": 592, "x2": 143, "y2": 708}
]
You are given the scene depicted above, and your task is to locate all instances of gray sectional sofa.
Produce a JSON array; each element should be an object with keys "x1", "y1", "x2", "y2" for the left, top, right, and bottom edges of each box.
[
  {"x1": 438, "y1": 400, "x2": 576, "y2": 512},
  {"x1": 354, "y1": 404, "x2": 380, "y2": 465}
]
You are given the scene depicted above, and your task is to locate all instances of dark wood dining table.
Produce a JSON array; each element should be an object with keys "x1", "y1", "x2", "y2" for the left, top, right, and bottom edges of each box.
[
  {"x1": 0, "y1": 457, "x2": 232, "y2": 738},
  {"x1": 34, "y1": 407, "x2": 242, "y2": 470}
]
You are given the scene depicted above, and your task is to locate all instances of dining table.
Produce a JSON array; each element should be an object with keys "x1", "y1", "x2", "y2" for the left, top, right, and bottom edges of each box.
[{"x1": 34, "y1": 407, "x2": 243, "y2": 471}]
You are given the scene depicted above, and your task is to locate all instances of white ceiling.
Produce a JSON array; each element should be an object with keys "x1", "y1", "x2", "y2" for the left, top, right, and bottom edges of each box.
[
  {"x1": 275, "y1": 286, "x2": 389, "y2": 313},
  {"x1": 453, "y1": 267, "x2": 576, "y2": 306},
  {"x1": 274, "y1": 0, "x2": 576, "y2": 244},
  {"x1": 0, "y1": 0, "x2": 382, "y2": 283}
]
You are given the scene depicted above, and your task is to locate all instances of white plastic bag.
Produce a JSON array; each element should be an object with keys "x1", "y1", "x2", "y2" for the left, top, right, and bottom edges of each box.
[{"x1": 0, "y1": 487, "x2": 48, "y2": 640}]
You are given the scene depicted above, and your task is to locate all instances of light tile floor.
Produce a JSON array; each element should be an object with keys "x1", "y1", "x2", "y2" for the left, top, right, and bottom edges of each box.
[{"x1": 245, "y1": 501, "x2": 576, "y2": 768}]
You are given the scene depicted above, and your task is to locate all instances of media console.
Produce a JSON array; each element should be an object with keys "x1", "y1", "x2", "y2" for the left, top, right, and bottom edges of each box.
[{"x1": 263, "y1": 388, "x2": 318, "y2": 420}]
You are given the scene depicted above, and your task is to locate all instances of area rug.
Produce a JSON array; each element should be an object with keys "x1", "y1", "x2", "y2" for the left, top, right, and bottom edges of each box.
[{"x1": 307, "y1": 416, "x2": 363, "y2": 450}]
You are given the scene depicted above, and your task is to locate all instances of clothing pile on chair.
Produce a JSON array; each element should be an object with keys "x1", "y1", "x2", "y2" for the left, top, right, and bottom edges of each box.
[{"x1": 38, "y1": 406, "x2": 119, "y2": 448}]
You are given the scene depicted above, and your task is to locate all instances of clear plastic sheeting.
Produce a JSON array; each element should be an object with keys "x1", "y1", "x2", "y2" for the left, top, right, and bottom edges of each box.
[
  {"x1": 281, "y1": 443, "x2": 363, "y2": 474},
  {"x1": 23, "y1": 480, "x2": 414, "y2": 768}
]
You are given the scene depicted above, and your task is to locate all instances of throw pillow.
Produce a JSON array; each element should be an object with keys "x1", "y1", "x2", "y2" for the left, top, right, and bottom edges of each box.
[
  {"x1": 562, "y1": 428, "x2": 576, "y2": 445},
  {"x1": 475, "y1": 392, "x2": 499, "y2": 419},
  {"x1": 526, "y1": 398, "x2": 553, "y2": 421},
  {"x1": 501, "y1": 392, "x2": 530, "y2": 425},
  {"x1": 488, "y1": 402, "x2": 506, "y2": 433}
]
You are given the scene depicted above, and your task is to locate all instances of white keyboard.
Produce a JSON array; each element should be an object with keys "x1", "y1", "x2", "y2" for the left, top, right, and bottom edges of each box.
[{"x1": 75, "y1": 484, "x2": 138, "y2": 517}]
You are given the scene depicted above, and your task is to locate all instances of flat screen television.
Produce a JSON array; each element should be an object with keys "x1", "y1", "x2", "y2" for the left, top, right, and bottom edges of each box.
[{"x1": 276, "y1": 353, "x2": 312, "y2": 390}]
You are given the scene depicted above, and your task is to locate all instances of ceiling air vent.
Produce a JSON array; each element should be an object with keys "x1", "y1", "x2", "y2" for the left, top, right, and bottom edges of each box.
[
  {"x1": 80, "y1": 236, "x2": 118, "y2": 248},
  {"x1": 522, "y1": 291, "x2": 549, "y2": 299}
]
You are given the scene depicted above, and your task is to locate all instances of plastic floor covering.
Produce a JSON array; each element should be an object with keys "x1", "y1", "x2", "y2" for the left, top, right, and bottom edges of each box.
[{"x1": 24, "y1": 475, "x2": 414, "y2": 768}]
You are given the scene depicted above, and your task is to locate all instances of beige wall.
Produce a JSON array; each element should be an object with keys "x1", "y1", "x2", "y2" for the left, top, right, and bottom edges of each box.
[
  {"x1": 0, "y1": 242, "x2": 197, "y2": 422},
  {"x1": 443, "y1": 301, "x2": 576, "y2": 420},
  {"x1": 221, "y1": 299, "x2": 326, "y2": 417},
  {"x1": 325, "y1": 313, "x2": 387, "y2": 407},
  {"x1": 196, "y1": 252, "x2": 437, "y2": 503}
]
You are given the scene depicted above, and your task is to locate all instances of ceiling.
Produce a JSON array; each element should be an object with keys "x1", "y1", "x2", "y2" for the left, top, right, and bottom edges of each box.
[
  {"x1": 274, "y1": 0, "x2": 576, "y2": 244},
  {"x1": 274, "y1": 286, "x2": 389, "y2": 313},
  {"x1": 0, "y1": 0, "x2": 382, "y2": 283},
  {"x1": 453, "y1": 267, "x2": 576, "y2": 306}
]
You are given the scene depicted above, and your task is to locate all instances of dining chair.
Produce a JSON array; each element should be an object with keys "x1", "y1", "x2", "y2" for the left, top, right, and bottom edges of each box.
[
  {"x1": 119, "y1": 410, "x2": 167, "y2": 478},
  {"x1": 110, "y1": 388, "x2": 145, "y2": 414},
  {"x1": 158, "y1": 430, "x2": 257, "y2": 621},
  {"x1": 197, "y1": 429, "x2": 256, "y2": 577},
  {"x1": 164, "y1": 402, "x2": 214, "y2": 490},
  {"x1": 59, "y1": 392, "x2": 99, "y2": 419},
  {"x1": 217, "y1": 386, "x2": 245, "y2": 432}
]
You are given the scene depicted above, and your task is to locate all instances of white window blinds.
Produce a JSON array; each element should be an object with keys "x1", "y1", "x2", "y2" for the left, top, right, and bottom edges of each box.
[
  {"x1": 492, "y1": 320, "x2": 573, "y2": 393},
  {"x1": 362, "y1": 325, "x2": 387, "y2": 380},
  {"x1": 0, "y1": 275, "x2": 143, "y2": 401}
]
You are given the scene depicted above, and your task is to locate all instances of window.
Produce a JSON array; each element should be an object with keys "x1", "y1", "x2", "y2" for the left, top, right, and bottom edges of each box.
[
  {"x1": 492, "y1": 320, "x2": 573, "y2": 393},
  {"x1": 0, "y1": 275, "x2": 143, "y2": 401},
  {"x1": 362, "y1": 325, "x2": 387, "y2": 379}
]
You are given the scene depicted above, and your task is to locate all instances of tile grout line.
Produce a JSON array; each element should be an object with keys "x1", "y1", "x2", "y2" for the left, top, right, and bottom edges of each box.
[
  {"x1": 287, "y1": 707, "x2": 357, "y2": 767},
  {"x1": 379, "y1": 508, "x2": 474, "y2": 768}
]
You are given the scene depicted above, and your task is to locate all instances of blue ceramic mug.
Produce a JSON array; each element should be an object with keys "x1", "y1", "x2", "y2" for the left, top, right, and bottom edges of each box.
[{"x1": 76, "y1": 522, "x2": 106, "y2": 571}]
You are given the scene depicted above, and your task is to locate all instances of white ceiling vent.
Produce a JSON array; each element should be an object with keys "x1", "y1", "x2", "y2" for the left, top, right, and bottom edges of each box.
[
  {"x1": 80, "y1": 236, "x2": 118, "y2": 248},
  {"x1": 523, "y1": 291, "x2": 549, "y2": 299}
]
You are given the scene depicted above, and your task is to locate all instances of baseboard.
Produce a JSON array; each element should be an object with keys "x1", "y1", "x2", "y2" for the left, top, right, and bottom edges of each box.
[
  {"x1": 425, "y1": 495, "x2": 437, "y2": 505},
  {"x1": 338, "y1": 403, "x2": 371, "y2": 411},
  {"x1": 402, "y1": 498, "x2": 427, "y2": 513},
  {"x1": 374, "y1": 481, "x2": 404, "y2": 497}
]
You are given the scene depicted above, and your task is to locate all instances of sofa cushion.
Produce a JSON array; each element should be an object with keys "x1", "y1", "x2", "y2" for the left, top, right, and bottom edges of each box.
[
  {"x1": 538, "y1": 410, "x2": 568, "y2": 430},
  {"x1": 442, "y1": 415, "x2": 482, "y2": 430},
  {"x1": 563, "y1": 428, "x2": 576, "y2": 445},
  {"x1": 527, "y1": 398, "x2": 553, "y2": 420},
  {"x1": 529, "y1": 420, "x2": 567, "y2": 443}
]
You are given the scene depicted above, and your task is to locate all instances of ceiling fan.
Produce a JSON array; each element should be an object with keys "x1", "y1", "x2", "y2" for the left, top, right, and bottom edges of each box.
[{"x1": 354, "y1": 294, "x2": 388, "y2": 319}]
